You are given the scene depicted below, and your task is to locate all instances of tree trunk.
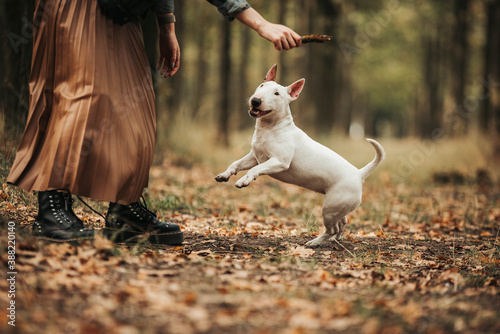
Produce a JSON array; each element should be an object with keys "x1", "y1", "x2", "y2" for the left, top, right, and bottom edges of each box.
[
  {"x1": 487, "y1": 1, "x2": 500, "y2": 155},
  {"x1": 295, "y1": 0, "x2": 314, "y2": 127},
  {"x1": 278, "y1": 0, "x2": 288, "y2": 85},
  {"x1": 338, "y1": 53, "x2": 352, "y2": 135},
  {"x1": 312, "y1": 1, "x2": 340, "y2": 134},
  {"x1": 193, "y1": 10, "x2": 209, "y2": 119},
  {"x1": 238, "y1": 26, "x2": 252, "y2": 129},
  {"x1": 217, "y1": 20, "x2": 231, "y2": 146},
  {"x1": 450, "y1": 0, "x2": 470, "y2": 135},
  {"x1": 480, "y1": 0, "x2": 500, "y2": 157},
  {"x1": 420, "y1": 11, "x2": 445, "y2": 139}
]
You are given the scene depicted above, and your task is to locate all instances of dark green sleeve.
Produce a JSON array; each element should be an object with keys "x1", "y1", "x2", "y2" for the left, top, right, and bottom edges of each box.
[
  {"x1": 151, "y1": 0, "x2": 175, "y2": 14},
  {"x1": 206, "y1": 0, "x2": 251, "y2": 21}
]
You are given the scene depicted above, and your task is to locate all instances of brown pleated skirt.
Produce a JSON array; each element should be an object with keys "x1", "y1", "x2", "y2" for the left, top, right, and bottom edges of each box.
[{"x1": 7, "y1": 0, "x2": 156, "y2": 205}]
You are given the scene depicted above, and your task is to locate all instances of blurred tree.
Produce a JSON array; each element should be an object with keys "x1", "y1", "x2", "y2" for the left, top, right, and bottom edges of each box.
[
  {"x1": 193, "y1": 10, "x2": 210, "y2": 119},
  {"x1": 449, "y1": 0, "x2": 471, "y2": 135},
  {"x1": 294, "y1": 0, "x2": 314, "y2": 127},
  {"x1": 217, "y1": 19, "x2": 231, "y2": 146},
  {"x1": 310, "y1": 0, "x2": 341, "y2": 134},
  {"x1": 480, "y1": 0, "x2": 500, "y2": 155},
  {"x1": 237, "y1": 26, "x2": 252, "y2": 129},
  {"x1": 419, "y1": 1, "x2": 447, "y2": 138},
  {"x1": 278, "y1": 0, "x2": 289, "y2": 85}
]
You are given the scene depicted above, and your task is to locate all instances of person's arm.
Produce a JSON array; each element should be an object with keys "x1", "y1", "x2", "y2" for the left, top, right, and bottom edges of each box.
[
  {"x1": 152, "y1": 0, "x2": 180, "y2": 77},
  {"x1": 206, "y1": 0, "x2": 301, "y2": 51},
  {"x1": 234, "y1": 7, "x2": 302, "y2": 51}
]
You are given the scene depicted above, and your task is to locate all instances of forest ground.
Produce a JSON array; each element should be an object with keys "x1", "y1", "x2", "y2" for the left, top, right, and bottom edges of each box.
[{"x1": 0, "y1": 136, "x2": 499, "y2": 334}]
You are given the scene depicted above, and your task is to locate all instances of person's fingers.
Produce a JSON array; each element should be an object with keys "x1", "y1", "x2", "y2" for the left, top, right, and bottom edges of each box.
[
  {"x1": 163, "y1": 61, "x2": 171, "y2": 77},
  {"x1": 164, "y1": 63, "x2": 172, "y2": 77},
  {"x1": 285, "y1": 29, "x2": 301, "y2": 49},
  {"x1": 277, "y1": 28, "x2": 301, "y2": 50},
  {"x1": 292, "y1": 31, "x2": 302, "y2": 47},
  {"x1": 274, "y1": 40, "x2": 282, "y2": 51},
  {"x1": 175, "y1": 55, "x2": 180, "y2": 73},
  {"x1": 163, "y1": 61, "x2": 174, "y2": 78},
  {"x1": 169, "y1": 62, "x2": 179, "y2": 77},
  {"x1": 169, "y1": 50, "x2": 180, "y2": 76},
  {"x1": 281, "y1": 36, "x2": 291, "y2": 50},
  {"x1": 287, "y1": 33, "x2": 298, "y2": 49},
  {"x1": 166, "y1": 62, "x2": 178, "y2": 77},
  {"x1": 161, "y1": 50, "x2": 180, "y2": 77}
]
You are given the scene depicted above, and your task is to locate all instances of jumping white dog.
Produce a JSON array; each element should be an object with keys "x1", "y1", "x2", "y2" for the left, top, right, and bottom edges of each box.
[{"x1": 215, "y1": 64, "x2": 385, "y2": 246}]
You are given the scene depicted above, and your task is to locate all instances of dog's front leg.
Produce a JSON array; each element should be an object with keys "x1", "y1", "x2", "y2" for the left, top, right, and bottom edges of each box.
[
  {"x1": 235, "y1": 157, "x2": 289, "y2": 188},
  {"x1": 215, "y1": 153, "x2": 258, "y2": 182}
]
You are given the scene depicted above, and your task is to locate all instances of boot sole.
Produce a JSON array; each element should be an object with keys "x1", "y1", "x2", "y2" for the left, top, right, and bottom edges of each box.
[
  {"x1": 33, "y1": 234, "x2": 95, "y2": 244},
  {"x1": 102, "y1": 227, "x2": 184, "y2": 245}
]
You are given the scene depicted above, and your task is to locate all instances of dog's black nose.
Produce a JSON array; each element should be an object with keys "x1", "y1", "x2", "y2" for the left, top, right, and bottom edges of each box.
[{"x1": 251, "y1": 98, "x2": 262, "y2": 108}]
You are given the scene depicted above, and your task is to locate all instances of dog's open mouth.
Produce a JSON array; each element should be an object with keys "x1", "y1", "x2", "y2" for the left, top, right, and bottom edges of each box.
[{"x1": 249, "y1": 108, "x2": 272, "y2": 118}]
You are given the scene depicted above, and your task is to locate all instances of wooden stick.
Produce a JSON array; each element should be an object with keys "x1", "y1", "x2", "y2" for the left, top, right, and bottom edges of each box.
[{"x1": 301, "y1": 34, "x2": 332, "y2": 44}]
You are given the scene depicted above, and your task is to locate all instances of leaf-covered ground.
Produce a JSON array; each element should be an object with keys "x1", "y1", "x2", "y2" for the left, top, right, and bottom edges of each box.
[{"x1": 1, "y1": 150, "x2": 499, "y2": 334}]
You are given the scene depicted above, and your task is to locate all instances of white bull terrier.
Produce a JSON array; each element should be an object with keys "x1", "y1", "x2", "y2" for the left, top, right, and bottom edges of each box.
[{"x1": 215, "y1": 64, "x2": 385, "y2": 247}]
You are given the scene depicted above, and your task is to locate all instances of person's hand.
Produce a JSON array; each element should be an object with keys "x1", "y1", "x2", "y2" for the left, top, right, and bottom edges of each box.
[
  {"x1": 256, "y1": 22, "x2": 302, "y2": 51},
  {"x1": 235, "y1": 8, "x2": 302, "y2": 51},
  {"x1": 157, "y1": 21, "x2": 180, "y2": 78}
]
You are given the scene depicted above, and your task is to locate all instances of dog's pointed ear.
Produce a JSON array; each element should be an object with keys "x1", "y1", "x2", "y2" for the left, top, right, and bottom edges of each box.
[
  {"x1": 264, "y1": 64, "x2": 278, "y2": 82},
  {"x1": 287, "y1": 79, "x2": 305, "y2": 100}
]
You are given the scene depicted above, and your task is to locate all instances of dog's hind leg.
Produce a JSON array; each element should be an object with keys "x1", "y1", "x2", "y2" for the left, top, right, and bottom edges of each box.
[
  {"x1": 332, "y1": 216, "x2": 348, "y2": 240},
  {"x1": 306, "y1": 189, "x2": 360, "y2": 247},
  {"x1": 305, "y1": 209, "x2": 344, "y2": 247}
]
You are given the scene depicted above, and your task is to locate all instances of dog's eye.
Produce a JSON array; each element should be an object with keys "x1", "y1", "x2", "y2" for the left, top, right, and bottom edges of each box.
[
  {"x1": 274, "y1": 92, "x2": 280, "y2": 96},
  {"x1": 260, "y1": 84, "x2": 263, "y2": 88}
]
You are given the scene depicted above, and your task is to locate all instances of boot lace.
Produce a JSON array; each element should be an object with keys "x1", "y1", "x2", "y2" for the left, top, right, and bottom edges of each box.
[{"x1": 128, "y1": 196, "x2": 157, "y2": 222}]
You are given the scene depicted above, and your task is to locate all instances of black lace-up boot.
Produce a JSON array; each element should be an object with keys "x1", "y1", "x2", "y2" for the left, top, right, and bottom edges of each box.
[
  {"x1": 103, "y1": 199, "x2": 183, "y2": 245},
  {"x1": 33, "y1": 190, "x2": 94, "y2": 242},
  {"x1": 61, "y1": 192, "x2": 85, "y2": 229}
]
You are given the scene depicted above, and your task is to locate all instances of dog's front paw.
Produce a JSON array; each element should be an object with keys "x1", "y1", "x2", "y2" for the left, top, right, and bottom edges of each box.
[
  {"x1": 215, "y1": 172, "x2": 231, "y2": 182},
  {"x1": 235, "y1": 174, "x2": 254, "y2": 188}
]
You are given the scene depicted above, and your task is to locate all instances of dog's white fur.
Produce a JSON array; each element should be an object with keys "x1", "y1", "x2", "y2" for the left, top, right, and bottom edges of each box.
[{"x1": 215, "y1": 64, "x2": 385, "y2": 246}]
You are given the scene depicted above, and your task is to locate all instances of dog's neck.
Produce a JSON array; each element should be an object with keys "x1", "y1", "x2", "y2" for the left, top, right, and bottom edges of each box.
[{"x1": 255, "y1": 106, "x2": 294, "y2": 130}]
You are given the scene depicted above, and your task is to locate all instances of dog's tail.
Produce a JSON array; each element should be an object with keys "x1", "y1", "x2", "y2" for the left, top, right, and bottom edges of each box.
[{"x1": 359, "y1": 138, "x2": 385, "y2": 180}]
